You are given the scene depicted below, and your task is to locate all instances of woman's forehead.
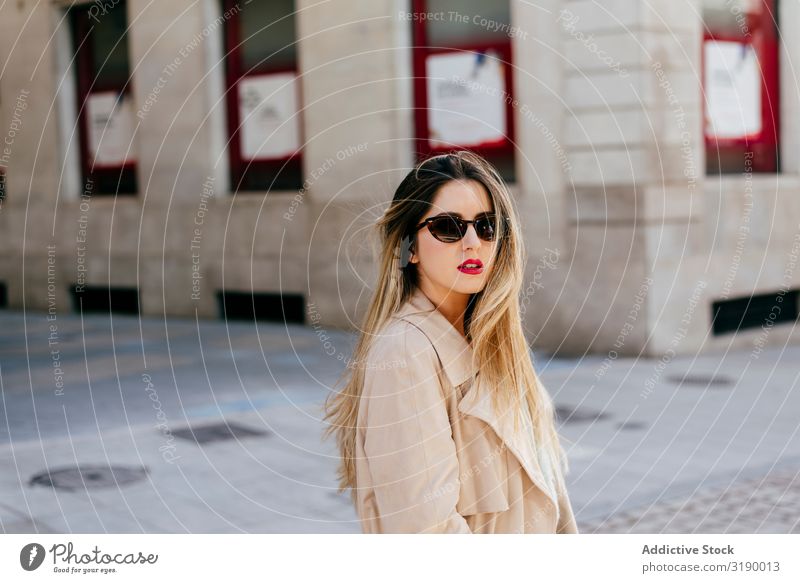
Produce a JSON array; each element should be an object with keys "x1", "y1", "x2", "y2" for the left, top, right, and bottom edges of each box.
[{"x1": 428, "y1": 179, "x2": 493, "y2": 215}]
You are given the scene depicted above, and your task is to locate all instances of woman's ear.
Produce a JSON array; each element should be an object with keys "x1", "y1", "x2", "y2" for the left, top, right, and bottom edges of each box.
[
  {"x1": 399, "y1": 235, "x2": 414, "y2": 268},
  {"x1": 409, "y1": 240, "x2": 418, "y2": 264}
]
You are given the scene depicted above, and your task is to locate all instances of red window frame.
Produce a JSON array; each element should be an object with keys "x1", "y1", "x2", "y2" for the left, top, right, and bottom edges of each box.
[
  {"x1": 410, "y1": 0, "x2": 516, "y2": 177},
  {"x1": 71, "y1": 1, "x2": 137, "y2": 195},
  {"x1": 703, "y1": 0, "x2": 779, "y2": 173},
  {"x1": 222, "y1": 0, "x2": 303, "y2": 192}
]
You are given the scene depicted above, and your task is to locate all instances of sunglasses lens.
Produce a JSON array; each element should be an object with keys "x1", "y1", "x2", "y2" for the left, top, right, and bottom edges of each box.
[
  {"x1": 475, "y1": 215, "x2": 497, "y2": 241},
  {"x1": 428, "y1": 216, "x2": 465, "y2": 242}
]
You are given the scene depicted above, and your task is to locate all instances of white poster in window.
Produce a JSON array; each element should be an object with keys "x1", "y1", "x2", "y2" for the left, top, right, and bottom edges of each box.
[
  {"x1": 427, "y1": 51, "x2": 507, "y2": 148},
  {"x1": 87, "y1": 91, "x2": 137, "y2": 168},
  {"x1": 238, "y1": 72, "x2": 300, "y2": 160},
  {"x1": 704, "y1": 40, "x2": 762, "y2": 139}
]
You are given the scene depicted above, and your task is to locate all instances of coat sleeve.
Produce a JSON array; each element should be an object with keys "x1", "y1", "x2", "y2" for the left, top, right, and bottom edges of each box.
[{"x1": 361, "y1": 323, "x2": 472, "y2": 533}]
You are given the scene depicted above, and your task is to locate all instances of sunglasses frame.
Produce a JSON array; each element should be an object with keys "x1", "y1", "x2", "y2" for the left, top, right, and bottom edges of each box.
[{"x1": 413, "y1": 212, "x2": 508, "y2": 243}]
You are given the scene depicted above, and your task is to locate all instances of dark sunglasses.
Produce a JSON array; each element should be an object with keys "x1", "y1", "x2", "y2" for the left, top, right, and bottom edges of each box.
[{"x1": 414, "y1": 212, "x2": 507, "y2": 243}]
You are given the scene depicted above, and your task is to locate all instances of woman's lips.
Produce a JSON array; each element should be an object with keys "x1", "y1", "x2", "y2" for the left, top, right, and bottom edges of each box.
[{"x1": 458, "y1": 259, "x2": 483, "y2": 275}]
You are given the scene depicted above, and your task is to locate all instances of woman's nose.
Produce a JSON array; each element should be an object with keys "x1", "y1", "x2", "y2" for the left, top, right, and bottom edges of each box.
[{"x1": 462, "y1": 224, "x2": 481, "y2": 251}]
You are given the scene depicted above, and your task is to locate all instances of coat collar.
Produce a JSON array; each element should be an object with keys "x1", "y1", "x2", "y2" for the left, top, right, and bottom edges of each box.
[
  {"x1": 391, "y1": 287, "x2": 561, "y2": 510},
  {"x1": 391, "y1": 287, "x2": 476, "y2": 387}
]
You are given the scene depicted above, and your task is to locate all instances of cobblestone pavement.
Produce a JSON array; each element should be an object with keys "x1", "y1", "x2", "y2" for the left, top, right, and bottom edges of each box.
[
  {"x1": 581, "y1": 463, "x2": 800, "y2": 533},
  {"x1": 0, "y1": 310, "x2": 797, "y2": 533}
]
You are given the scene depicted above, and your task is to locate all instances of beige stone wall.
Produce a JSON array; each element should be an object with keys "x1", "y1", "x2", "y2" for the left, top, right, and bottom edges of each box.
[
  {"x1": 300, "y1": 0, "x2": 415, "y2": 329},
  {"x1": 0, "y1": 0, "x2": 798, "y2": 356}
]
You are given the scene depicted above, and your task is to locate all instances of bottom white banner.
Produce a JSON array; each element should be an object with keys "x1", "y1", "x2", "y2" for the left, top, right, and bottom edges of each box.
[{"x1": 1, "y1": 534, "x2": 797, "y2": 582}]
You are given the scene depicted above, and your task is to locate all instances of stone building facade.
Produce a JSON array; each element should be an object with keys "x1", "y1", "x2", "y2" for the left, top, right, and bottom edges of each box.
[{"x1": 0, "y1": 0, "x2": 798, "y2": 357}]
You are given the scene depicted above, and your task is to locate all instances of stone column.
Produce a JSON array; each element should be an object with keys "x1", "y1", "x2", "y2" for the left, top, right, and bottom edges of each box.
[
  {"x1": 555, "y1": 0, "x2": 705, "y2": 356},
  {"x1": 0, "y1": 0, "x2": 63, "y2": 309},
  {"x1": 299, "y1": 0, "x2": 414, "y2": 328}
]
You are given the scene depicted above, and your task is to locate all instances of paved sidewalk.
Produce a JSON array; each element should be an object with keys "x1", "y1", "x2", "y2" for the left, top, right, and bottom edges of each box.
[
  {"x1": 582, "y1": 463, "x2": 800, "y2": 533},
  {"x1": 0, "y1": 310, "x2": 797, "y2": 533}
]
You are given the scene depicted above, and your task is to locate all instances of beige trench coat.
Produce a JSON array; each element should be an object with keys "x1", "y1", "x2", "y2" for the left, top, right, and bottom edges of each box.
[{"x1": 354, "y1": 287, "x2": 579, "y2": 534}]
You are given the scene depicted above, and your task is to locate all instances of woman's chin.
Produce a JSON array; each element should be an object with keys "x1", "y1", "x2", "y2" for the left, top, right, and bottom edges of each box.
[{"x1": 448, "y1": 279, "x2": 486, "y2": 295}]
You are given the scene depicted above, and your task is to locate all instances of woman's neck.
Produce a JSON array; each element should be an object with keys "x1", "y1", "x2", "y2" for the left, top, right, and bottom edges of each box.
[{"x1": 418, "y1": 282, "x2": 470, "y2": 339}]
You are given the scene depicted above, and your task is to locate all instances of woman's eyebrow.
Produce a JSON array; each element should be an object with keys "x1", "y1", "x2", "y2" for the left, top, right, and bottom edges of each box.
[
  {"x1": 429, "y1": 212, "x2": 461, "y2": 218},
  {"x1": 426, "y1": 211, "x2": 493, "y2": 219}
]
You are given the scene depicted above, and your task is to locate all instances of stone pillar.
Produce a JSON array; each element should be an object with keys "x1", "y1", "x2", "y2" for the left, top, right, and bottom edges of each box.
[
  {"x1": 554, "y1": 0, "x2": 705, "y2": 356},
  {"x1": 0, "y1": 0, "x2": 63, "y2": 309},
  {"x1": 128, "y1": 0, "x2": 227, "y2": 317},
  {"x1": 511, "y1": 0, "x2": 572, "y2": 350},
  {"x1": 299, "y1": 0, "x2": 414, "y2": 328}
]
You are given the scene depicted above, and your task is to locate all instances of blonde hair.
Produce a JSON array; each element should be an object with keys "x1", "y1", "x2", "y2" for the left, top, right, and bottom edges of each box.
[{"x1": 322, "y1": 150, "x2": 570, "y2": 506}]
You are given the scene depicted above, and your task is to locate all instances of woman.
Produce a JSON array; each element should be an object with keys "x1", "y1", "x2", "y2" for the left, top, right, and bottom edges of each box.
[{"x1": 323, "y1": 150, "x2": 578, "y2": 534}]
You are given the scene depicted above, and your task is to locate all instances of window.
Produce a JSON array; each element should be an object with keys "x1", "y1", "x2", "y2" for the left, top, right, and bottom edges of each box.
[
  {"x1": 70, "y1": 0, "x2": 137, "y2": 194},
  {"x1": 702, "y1": 0, "x2": 779, "y2": 174},
  {"x1": 222, "y1": 0, "x2": 303, "y2": 192},
  {"x1": 216, "y1": 290, "x2": 305, "y2": 323},
  {"x1": 712, "y1": 288, "x2": 798, "y2": 334},
  {"x1": 70, "y1": 285, "x2": 140, "y2": 315},
  {"x1": 411, "y1": 0, "x2": 516, "y2": 181}
]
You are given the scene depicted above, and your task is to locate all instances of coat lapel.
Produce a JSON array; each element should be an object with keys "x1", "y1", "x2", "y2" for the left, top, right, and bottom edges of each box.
[
  {"x1": 456, "y1": 375, "x2": 560, "y2": 509},
  {"x1": 392, "y1": 288, "x2": 560, "y2": 509}
]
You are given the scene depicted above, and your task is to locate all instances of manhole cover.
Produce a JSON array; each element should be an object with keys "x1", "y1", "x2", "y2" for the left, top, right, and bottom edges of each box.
[
  {"x1": 555, "y1": 405, "x2": 609, "y2": 424},
  {"x1": 172, "y1": 421, "x2": 268, "y2": 444},
  {"x1": 667, "y1": 374, "x2": 732, "y2": 388},
  {"x1": 29, "y1": 465, "x2": 148, "y2": 491}
]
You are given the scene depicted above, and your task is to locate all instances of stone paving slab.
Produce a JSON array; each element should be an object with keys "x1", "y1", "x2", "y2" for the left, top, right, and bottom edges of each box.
[{"x1": 0, "y1": 310, "x2": 798, "y2": 533}]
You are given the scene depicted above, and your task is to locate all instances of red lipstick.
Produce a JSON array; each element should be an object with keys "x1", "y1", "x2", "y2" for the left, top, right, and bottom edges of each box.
[{"x1": 458, "y1": 258, "x2": 483, "y2": 275}]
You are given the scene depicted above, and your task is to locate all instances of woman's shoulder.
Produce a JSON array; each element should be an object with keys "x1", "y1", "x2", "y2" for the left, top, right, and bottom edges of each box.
[{"x1": 364, "y1": 317, "x2": 438, "y2": 370}]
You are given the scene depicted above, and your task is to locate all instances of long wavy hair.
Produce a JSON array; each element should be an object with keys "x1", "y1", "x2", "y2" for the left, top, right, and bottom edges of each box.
[{"x1": 322, "y1": 150, "x2": 570, "y2": 505}]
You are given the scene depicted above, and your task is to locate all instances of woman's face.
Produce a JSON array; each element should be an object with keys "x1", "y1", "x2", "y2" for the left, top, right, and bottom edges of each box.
[{"x1": 409, "y1": 179, "x2": 499, "y2": 301}]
